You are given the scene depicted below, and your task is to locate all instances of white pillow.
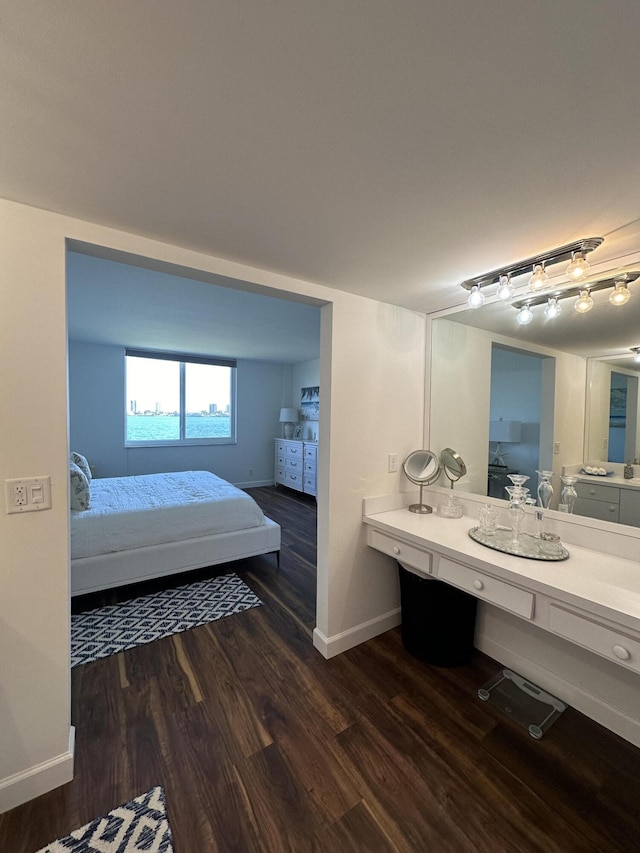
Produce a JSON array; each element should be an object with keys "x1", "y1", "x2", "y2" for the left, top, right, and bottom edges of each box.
[
  {"x1": 70, "y1": 460, "x2": 90, "y2": 511},
  {"x1": 70, "y1": 451, "x2": 92, "y2": 482}
]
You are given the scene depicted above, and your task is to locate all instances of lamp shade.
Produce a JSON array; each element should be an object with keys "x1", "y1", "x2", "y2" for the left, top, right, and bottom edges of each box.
[
  {"x1": 279, "y1": 408, "x2": 298, "y2": 423},
  {"x1": 489, "y1": 420, "x2": 522, "y2": 442}
]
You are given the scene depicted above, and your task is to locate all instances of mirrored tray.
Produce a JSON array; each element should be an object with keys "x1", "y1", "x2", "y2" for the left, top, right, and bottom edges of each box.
[{"x1": 468, "y1": 526, "x2": 569, "y2": 561}]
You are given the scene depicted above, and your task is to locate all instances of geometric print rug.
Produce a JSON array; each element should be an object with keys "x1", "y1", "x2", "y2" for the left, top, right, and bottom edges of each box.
[
  {"x1": 71, "y1": 571, "x2": 262, "y2": 667},
  {"x1": 35, "y1": 787, "x2": 173, "y2": 852}
]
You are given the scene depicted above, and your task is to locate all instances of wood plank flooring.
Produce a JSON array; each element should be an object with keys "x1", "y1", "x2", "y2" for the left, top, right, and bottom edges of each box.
[{"x1": 1, "y1": 485, "x2": 639, "y2": 852}]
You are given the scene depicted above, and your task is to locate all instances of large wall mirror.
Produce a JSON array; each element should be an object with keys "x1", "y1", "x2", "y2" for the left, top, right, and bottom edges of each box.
[{"x1": 428, "y1": 260, "x2": 640, "y2": 530}]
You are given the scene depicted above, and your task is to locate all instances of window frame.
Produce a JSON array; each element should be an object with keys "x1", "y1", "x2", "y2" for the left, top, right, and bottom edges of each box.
[{"x1": 124, "y1": 348, "x2": 237, "y2": 447}]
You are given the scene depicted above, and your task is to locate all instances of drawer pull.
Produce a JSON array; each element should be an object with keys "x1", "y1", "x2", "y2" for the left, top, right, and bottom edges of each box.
[
  {"x1": 613, "y1": 644, "x2": 630, "y2": 661},
  {"x1": 609, "y1": 506, "x2": 616, "y2": 512},
  {"x1": 392, "y1": 546, "x2": 400, "y2": 555},
  {"x1": 473, "y1": 579, "x2": 484, "y2": 591},
  {"x1": 589, "y1": 489, "x2": 596, "y2": 495}
]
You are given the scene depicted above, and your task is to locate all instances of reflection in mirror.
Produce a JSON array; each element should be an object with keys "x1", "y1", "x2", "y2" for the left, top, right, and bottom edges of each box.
[
  {"x1": 428, "y1": 262, "x2": 640, "y2": 530},
  {"x1": 441, "y1": 447, "x2": 466, "y2": 487},
  {"x1": 402, "y1": 449, "x2": 441, "y2": 514},
  {"x1": 586, "y1": 356, "x2": 640, "y2": 464},
  {"x1": 439, "y1": 448, "x2": 467, "y2": 518}
]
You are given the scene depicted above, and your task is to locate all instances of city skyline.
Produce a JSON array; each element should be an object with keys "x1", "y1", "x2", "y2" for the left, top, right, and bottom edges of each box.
[{"x1": 125, "y1": 356, "x2": 231, "y2": 413}]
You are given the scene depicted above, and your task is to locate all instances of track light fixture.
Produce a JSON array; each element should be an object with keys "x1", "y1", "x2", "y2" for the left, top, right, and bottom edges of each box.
[
  {"x1": 516, "y1": 304, "x2": 533, "y2": 325},
  {"x1": 609, "y1": 279, "x2": 631, "y2": 306},
  {"x1": 496, "y1": 274, "x2": 514, "y2": 301},
  {"x1": 528, "y1": 263, "x2": 550, "y2": 291},
  {"x1": 632, "y1": 347, "x2": 640, "y2": 363},
  {"x1": 511, "y1": 272, "x2": 639, "y2": 325},
  {"x1": 466, "y1": 284, "x2": 485, "y2": 308},
  {"x1": 459, "y1": 237, "x2": 603, "y2": 303},
  {"x1": 566, "y1": 250, "x2": 591, "y2": 281},
  {"x1": 574, "y1": 289, "x2": 594, "y2": 314},
  {"x1": 543, "y1": 296, "x2": 561, "y2": 320}
]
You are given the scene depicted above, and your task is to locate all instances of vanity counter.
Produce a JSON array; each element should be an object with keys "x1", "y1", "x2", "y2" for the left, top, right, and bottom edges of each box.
[{"x1": 363, "y1": 507, "x2": 640, "y2": 669}]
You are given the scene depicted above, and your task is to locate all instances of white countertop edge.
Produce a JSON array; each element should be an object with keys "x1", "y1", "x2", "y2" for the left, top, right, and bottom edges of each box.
[
  {"x1": 363, "y1": 488, "x2": 640, "y2": 562},
  {"x1": 363, "y1": 506, "x2": 640, "y2": 634}
]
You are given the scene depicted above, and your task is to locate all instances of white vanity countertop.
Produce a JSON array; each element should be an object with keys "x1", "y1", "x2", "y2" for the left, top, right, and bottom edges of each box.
[
  {"x1": 363, "y1": 507, "x2": 640, "y2": 633},
  {"x1": 575, "y1": 474, "x2": 640, "y2": 489}
]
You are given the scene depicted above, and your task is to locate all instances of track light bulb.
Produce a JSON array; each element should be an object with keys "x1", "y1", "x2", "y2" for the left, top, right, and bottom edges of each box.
[
  {"x1": 575, "y1": 289, "x2": 594, "y2": 313},
  {"x1": 528, "y1": 263, "x2": 550, "y2": 291},
  {"x1": 566, "y1": 250, "x2": 590, "y2": 281},
  {"x1": 544, "y1": 296, "x2": 561, "y2": 320},
  {"x1": 634, "y1": 349, "x2": 640, "y2": 363},
  {"x1": 609, "y1": 280, "x2": 631, "y2": 306},
  {"x1": 496, "y1": 274, "x2": 514, "y2": 301},
  {"x1": 516, "y1": 304, "x2": 533, "y2": 325},
  {"x1": 467, "y1": 284, "x2": 485, "y2": 309}
]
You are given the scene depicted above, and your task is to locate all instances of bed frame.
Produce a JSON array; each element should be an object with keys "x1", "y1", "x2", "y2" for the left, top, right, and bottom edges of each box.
[{"x1": 71, "y1": 516, "x2": 281, "y2": 596}]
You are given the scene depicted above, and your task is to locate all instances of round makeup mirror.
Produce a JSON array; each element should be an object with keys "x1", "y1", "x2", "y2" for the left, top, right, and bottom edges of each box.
[
  {"x1": 402, "y1": 449, "x2": 441, "y2": 513},
  {"x1": 441, "y1": 447, "x2": 467, "y2": 489}
]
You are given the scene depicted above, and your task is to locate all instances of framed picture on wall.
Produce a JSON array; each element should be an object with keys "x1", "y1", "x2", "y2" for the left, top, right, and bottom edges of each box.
[{"x1": 301, "y1": 386, "x2": 319, "y2": 421}]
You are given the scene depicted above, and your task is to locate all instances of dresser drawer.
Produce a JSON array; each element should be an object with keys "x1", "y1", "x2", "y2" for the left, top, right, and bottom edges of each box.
[
  {"x1": 548, "y1": 605, "x2": 640, "y2": 673},
  {"x1": 285, "y1": 443, "x2": 303, "y2": 460},
  {"x1": 303, "y1": 475, "x2": 317, "y2": 496},
  {"x1": 285, "y1": 457, "x2": 303, "y2": 474},
  {"x1": 304, "y1": 444, "x2": 317, "y2": 461},
  {"x1": 367, "y1": 528, "x2": 432, "y2": 575},
  {"x1": 284, "y1": 470, "x2": 303, "y2": 490},
  {"x1": 576, "y1": 481, "x2": 620, "y2": 503},
  {"x1": 437, "y1": 556, "x2": 534, "y2": 619}
]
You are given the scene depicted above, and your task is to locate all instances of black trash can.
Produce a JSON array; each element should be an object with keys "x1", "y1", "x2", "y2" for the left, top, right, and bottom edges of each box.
[{"x1": 398, "y1": 563, "x2": 477, "y2": 666}]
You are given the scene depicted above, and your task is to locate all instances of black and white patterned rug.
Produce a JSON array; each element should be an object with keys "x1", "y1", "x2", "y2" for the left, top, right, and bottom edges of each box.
[
  {"x1": 71, "y1": 571, "x2": 262, "y2": 667},
  {"x1": 36, "y1": 786, "x2": 173, "y2": 852}
]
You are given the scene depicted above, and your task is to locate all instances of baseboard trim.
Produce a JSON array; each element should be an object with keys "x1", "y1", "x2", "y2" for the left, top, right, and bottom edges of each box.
[
  {"x1": 477, "y1": 633, "x2": 640, "y2": 748},
  {"x1": 313, "y1": 608, "x2": 401, "y2": 659},
  {"x1": 0, "y1": 726, "x2": 75, "y2": 815}
]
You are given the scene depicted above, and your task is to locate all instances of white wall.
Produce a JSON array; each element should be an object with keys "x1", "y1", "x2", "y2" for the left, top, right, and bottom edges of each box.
[
  {"x1": 69, "y1": 340, "x2": 289, "y2": 486},
  {"x1": 429, "y1": 318, "x2": 586, "y2": 501},
  {"x1": 0, "y1": 197, "x2": 425, "y2": 811}
]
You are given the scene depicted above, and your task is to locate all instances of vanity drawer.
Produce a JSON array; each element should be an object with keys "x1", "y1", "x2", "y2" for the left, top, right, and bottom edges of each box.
[
  {"x1": 576, "y1": 481, "x2": 620, "y2": 503},
  {"x1": 573, "y1": 497, "x2": 619, "y2": 522},
  {"x1": 437, "y1": 557, "x2": 534, "y2": 619},
  {"x1": 548, "y1": 605, "x2": 640, "y2": 673},
  {"x1": 367, "y1": 528, "x2": 432, "y2": 575}
]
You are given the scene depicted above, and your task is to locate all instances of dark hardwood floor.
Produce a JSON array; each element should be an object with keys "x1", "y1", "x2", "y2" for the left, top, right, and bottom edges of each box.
[{"x1": 1, "y1": 486, "x2": 639, "y2": 852}]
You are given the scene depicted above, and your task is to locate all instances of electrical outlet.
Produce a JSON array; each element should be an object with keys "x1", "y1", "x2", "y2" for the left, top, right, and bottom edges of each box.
[
  {"x1": 388, "y1": 453, "x2": 398, "y2": 473},
  {"x1": 5, "y1": 476, "x2": 52, "y2": 513},
  {"x1": 553, "y1": 441, "x2": 560, "y2": 454}
]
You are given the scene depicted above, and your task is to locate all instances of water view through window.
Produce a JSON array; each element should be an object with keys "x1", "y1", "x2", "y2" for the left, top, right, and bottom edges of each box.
[{"x1": 125, "y1": 353, "x2": 234, "y2": 444}]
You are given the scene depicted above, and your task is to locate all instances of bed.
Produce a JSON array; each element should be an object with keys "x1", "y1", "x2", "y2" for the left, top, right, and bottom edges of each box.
[{"x1": 70, "y1": 469, "x2": 281, "y2": 596}]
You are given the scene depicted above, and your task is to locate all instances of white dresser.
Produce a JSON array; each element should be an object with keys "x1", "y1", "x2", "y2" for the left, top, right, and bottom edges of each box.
[{"x1": 274, "y1": 439, "x2": 317, "y2": 497}]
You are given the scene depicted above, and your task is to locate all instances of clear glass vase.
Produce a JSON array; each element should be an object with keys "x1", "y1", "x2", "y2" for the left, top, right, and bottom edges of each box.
[
  {"x1": 536, "y1": 470, "x2": 554, "y2": 509},
  {"x1": 560, "y1": 475, "x2": 578, "y2": 514}
]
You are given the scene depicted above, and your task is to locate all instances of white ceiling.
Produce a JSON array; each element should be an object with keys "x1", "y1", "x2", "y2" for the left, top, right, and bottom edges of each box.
[
  {"x1": 4, "y1": 2, "x2": 640, "y2": 320},
  {"x1": 66, "y1": 251, "x2": 322, "y2": 362}
]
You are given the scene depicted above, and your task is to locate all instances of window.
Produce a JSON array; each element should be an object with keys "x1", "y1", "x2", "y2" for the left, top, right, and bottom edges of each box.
[{"x1": 125, "y1": 349, "x2": 236, "y2": 446}]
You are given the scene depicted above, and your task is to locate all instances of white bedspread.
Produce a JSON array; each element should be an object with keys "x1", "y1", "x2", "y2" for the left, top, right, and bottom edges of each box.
[{"x1": 71, "y1": 471, "x2": 265, "y2": 559}]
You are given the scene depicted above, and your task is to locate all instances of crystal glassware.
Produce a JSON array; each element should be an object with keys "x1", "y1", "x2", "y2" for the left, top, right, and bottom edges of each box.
[
  {"x1": 536, "y1": 470, "x2": 554, "y2": 508},
  {"x1": 507, "y1": 473, "x2": 530, "y2": 488},
  {"x1": 479, "y1": 503, "x2": 498, "y2": 535},
  {"x1": 560, "y1": 475, "x2": 578, "y2": 514},
  {"x1": 505, "y1": 485, "x2": 528, "y2": 546}
]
